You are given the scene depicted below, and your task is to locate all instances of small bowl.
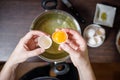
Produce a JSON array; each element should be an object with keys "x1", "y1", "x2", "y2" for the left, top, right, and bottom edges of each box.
[{"x1": 83, "y1": 24, "x2": 105, "y2": 47}]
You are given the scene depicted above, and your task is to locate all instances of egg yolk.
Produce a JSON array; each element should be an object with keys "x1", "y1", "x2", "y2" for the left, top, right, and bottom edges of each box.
[{"x1": 52, "y1": 30, "x2": 68, "y2": 44}]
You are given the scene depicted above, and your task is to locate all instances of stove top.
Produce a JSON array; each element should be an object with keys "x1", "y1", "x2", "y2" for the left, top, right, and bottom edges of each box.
[{"x1": 20, "y1": 63, "x2": 79, "y2": 80}]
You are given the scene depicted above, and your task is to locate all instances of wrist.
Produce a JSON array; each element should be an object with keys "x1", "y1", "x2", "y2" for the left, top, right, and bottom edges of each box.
[
  {"x1": 6, "y1": 60, "x2": 19, "y2": 69},
  {"x1": 7, "y1": 51, "x2": 20, "y2": 67},
  {"x1": 75, "y1": 59, "x2": 91, "y2": 70},
  {"x1": 7, "y1": 55, "x2": 19, "y2": 69}
]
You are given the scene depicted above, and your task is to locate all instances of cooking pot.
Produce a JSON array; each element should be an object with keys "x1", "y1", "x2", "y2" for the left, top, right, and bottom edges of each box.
[{"x1": 30, "y1": 0, "x2": 81, "y2": 75}]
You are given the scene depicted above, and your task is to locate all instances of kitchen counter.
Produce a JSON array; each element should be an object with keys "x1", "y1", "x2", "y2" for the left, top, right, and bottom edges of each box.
[{"x1": 0, "y1": 0, "x2": 120, "y2": 63}]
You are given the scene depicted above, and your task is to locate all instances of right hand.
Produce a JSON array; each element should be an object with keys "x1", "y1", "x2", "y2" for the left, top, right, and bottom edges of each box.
[{"x1": 59, "y1": 28, "x2": 90, "y2": 68}]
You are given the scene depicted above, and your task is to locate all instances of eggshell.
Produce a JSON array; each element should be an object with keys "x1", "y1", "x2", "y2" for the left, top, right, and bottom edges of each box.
[
  {"x1": 86, "y1": 28, "x2": 96, "y2": 38},
  {"x1": 96, "y1": 28, "x2": 105, "y2": 36},
  {"x1": 88, "y1": 38, "x2": 97, "y2": 45},
  {"x1": 94, "y1": 35, "x2": 103, "y2": 44}
]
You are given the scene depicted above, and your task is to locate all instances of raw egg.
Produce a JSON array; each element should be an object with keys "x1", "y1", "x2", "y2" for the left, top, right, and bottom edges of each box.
[{"x1": 52, "y1": 30, "x2": 68, "y2": 44}]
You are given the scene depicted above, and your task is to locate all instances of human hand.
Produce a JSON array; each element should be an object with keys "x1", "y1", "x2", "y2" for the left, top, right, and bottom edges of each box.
[
  {"x1": 58, "y1": 28, "x2": 89, "y2": 68},
  {"x1": 8, "y1": 31, "x2": 48, "y2": 66}
]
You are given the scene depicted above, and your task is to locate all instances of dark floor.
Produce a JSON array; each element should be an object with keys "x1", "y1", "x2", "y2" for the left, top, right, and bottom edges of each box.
[{"x1": 0, "y1": 62, "x2": 120, "y2": 80}]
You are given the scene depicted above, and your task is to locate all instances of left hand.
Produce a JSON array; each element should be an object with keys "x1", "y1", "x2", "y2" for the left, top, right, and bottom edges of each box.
[{"x1": 8, "y1": 30, "x2": 48, "y2": 66}]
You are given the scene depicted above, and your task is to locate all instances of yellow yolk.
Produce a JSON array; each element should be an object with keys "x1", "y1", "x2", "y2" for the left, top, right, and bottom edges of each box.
[{"x1": 52, "y1": 30, "x2": 68, "y2": 44}]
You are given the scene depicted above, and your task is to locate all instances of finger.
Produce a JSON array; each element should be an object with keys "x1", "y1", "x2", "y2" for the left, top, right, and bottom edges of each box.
[
  {"x1": 62, "y1": 28, "x2": 80, "y2": 37},
  {"x1": 61, "y1": 28, "x2": 76, "y2": 34},
  {"x1": 60, "y1": 43, "x2": 76, "y2": 55},
  {"x1": 66, "y1": 39, "x2": 78, "y2": 49},
  {"x1": 34, "y1": 38, "x2": 38, "y2": 43},
  {"x1": 58, "y1": 45, "x2": 62, "y2": 51},
  {"x1": 32, "y1": 35, "x2": 38, "y2": 39},
  {"x1": 61, "y1": 28, "x2": 81, "y2": 39},
  {"x1": 61, "y1": 28, "x2": 86, "y2": 50},
  {"x1": 76, "y1": 39, "x2": 87, "y2": 51},
  {"x1": 21, "y1": 30, "x2": 49, "y2": 44},
  {"x1": 27, "y1": 48, "x2": 45, "y2": 57},
  {"x1": 66, "y1": 39, "x2": 78, "y2": 50},
  {"x1": 27, "y1": 39, "x2": 36, "y2": 50}
]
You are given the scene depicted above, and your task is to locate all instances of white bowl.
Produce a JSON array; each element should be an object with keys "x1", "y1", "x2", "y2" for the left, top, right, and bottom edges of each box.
[{"x1": 83, "y1": 24, "x2": 105, "y2": 47}]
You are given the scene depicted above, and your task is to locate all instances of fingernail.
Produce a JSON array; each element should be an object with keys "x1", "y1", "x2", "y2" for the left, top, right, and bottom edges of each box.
[
  {"x1": 58, "y1": 46, "x2": 62, "y2": 51},
  {"x1": 58, "y1": 48, "x2": 61, "y2": 51}
]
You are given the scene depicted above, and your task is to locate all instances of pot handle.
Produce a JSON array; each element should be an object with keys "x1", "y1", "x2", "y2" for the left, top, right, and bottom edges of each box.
[
  {"x1": 53, "y1": 62, "x2": 70, "y2": 75},
  {"x1": 41, "y1": 0, "x2": 57, "y2": 10}
]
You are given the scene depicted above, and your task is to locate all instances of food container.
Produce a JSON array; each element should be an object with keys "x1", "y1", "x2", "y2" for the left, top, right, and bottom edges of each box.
[{"x1": 83, "y1": 24, "x2": 105, "y2": 47}]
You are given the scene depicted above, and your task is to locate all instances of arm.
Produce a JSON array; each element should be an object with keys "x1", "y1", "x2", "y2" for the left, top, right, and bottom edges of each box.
[
  {"x1": 76, "y1": 60, "x2": 95, "y2": 80},
  {"x1": 0, "y1": 60, "x2": 18, "y2": 80},
  {"x1": 59, "y1": 28, "x2": 96, "y2": 80},
  {"x1": 0, "y1": 31, "x2": 47, "y2": 80}
]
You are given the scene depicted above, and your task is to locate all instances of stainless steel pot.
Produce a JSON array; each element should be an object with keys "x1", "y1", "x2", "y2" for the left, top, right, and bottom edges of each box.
[{"x1": 30, "y1": 0, "x2": 81, "y2": 75}]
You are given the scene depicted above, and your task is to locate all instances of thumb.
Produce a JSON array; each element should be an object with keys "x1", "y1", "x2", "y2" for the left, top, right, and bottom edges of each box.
[
  {"x1": 60, "y1": 43, "x2": 76, "y2": 55},
  {"x1": 28, "y1": 48, "x2": 45, "y2": 57}
]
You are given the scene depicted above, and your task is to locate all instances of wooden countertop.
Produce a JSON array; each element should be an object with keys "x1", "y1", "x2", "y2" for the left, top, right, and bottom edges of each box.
[{"x1": 0, "y1": 0, "x2": 120, "y2": 63}]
